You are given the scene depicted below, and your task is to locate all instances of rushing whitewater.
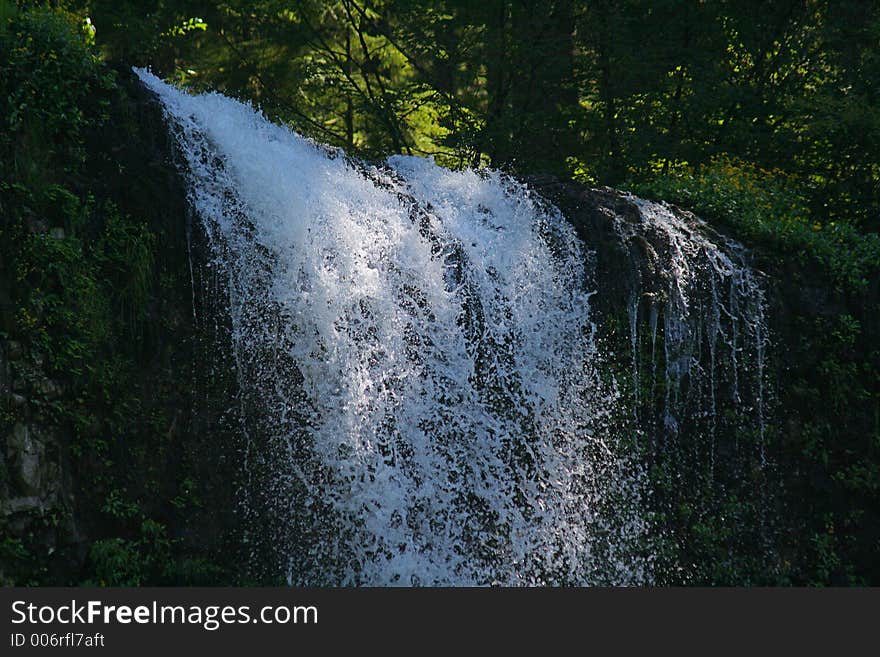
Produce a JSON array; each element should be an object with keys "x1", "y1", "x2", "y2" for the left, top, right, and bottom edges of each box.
[{"x1": 136, "y1": 69, "x2": 648, "y2": 585}]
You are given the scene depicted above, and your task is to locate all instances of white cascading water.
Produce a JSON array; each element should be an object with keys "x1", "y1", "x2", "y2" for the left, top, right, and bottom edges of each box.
[
  {"x1": 640, "y1": 199, "x2": 767, "y2": 458},
  {"x1": 608, "y1": 195, "x2": 768, "y2": 474},
  {"x1": 135, "y1": 69, "x2": 649, "y2": 586}
]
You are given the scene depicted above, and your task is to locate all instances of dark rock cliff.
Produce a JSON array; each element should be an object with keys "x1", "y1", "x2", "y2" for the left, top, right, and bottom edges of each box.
[
  {"x1": 1, "y1": 69, "x2": 241, "y2": 584},
  {"x1": 529, "y1": 177, "x2": 880, "y2": 584}
]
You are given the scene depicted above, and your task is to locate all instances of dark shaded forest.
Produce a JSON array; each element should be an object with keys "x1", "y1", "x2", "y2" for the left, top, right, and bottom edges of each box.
[
  {"x1": 88, "y1": 0, "x2": 880, "y2": 230},
  {"x1": 1, "y1": 0, "x2": 878, "y2": 586}
]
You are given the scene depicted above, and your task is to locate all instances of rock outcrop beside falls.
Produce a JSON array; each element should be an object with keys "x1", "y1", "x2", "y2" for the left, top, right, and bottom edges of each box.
[
  {"x1": 528, "y1": 178, "x2": 775, "y2": 583},
  {"x1": 0, "y1": 68, "x2": 241, "y2": 585},
  {"x1": 529, "y1": 176, "x2": 879, "y2": 585}
]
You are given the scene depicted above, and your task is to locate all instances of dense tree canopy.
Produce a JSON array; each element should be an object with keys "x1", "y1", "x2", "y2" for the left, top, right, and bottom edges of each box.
[{"x1": 55, "y1": 0, "x2": 879, "y2": 231}]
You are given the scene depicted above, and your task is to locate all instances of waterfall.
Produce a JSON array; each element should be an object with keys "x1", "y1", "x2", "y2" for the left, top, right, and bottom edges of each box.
[
  {"x1": 136, "y1": 69, "x2": 648, "y2": 586},
  {"x1": 612, "y1": 197, "x2": 769, "y2": 463},
  {"x1": 577, "y1": 189, "x2": 773, "y2": 582},
  {"x1": 136, "y1": 68, "x2": 772, "y2": 586}
]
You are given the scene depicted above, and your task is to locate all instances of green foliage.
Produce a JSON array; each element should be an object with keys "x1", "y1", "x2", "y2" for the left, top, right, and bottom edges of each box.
[
  {"x1": 85, "y1": 517, "x2": 225, "y2": 586},
  {"x1": 0, "y1": 5, "x2": 114, "y2": 180},
  {"x1": 85, "y1": 517, "x2": 173, "y2": 587},
  {"x1": 0, "y1": 536, "x2": 46, "y2": 586},
  {"x1": 627, "y1": 156, "x2": 880, "y2": 294},
  {"x1": 1, "y1": 3, "x2": 232, "y2": 586},
  {"x1": 46, "y1": 0, "x2": 876, "y2": 233},
  {"x1": 782, "y1": 313, "x2": 880, "y2": 585}
]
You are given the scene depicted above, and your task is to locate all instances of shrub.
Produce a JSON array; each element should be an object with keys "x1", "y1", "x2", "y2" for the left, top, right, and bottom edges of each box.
[{"x1": 627, "y1": 155, "x2": 880, "y2": 294}]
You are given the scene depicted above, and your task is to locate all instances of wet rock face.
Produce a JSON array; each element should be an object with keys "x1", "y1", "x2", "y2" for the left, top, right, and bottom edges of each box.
[
  {"x1": 528, "y1": 178, "x2": 777, "y2": 582},
  {"x1": 2, "y1": 421, "x2": 68, "y2": 504},
  {"x1": 8, "y1": 423, "x2": 44, "y2": 496},
  {"x1": 0, "y1": 68, "x2": 238, "y2": 585},
  {"x1": 1, "y1": 340, "x2": 71, "y2": 506},
  {"x1": 0, "y1": 349, "x2": 77, "y2": 585},
  {"x1": 525, "y1": 183, "x2": 659, "y2": 314}
]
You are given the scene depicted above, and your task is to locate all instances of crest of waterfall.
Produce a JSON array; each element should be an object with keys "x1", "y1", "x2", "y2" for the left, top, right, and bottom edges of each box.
[{"x1": 134, "y1": 69, "x2": 649, "y2": 586}]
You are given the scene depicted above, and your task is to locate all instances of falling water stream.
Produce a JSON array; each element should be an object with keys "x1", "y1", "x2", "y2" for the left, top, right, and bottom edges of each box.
[
  {"x1": 136, "y1": 69, "x2": 770, "y2": 586},
  {"x1": 607, "y1": 197, "x2": 768, "y2": 468}
]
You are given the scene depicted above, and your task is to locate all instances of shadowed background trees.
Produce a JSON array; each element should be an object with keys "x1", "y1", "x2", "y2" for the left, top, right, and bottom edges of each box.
[{"x1": 63, "y1": 0, "x2": 879, "y2": 231}]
